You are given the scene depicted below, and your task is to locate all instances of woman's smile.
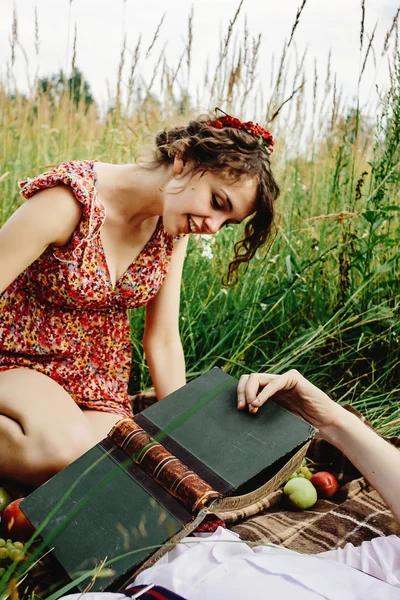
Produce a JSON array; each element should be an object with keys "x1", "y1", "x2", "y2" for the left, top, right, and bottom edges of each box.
[{"x1": 187, "y1": 215, "x2": 198, "y2": 234}]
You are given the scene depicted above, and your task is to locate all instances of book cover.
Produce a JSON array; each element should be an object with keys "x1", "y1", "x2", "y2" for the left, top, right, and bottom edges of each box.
[
  {"x1": 135, "y1": 368, "x2": 315, "y2": 495},
  {"x1": 20, "y1": 368, "x2": 315, "y2": 592}
]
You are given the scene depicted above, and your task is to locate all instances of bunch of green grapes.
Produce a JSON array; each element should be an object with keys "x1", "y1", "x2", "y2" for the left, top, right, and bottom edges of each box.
[
  {"x1": 287, "y1": 459, "x2": 313, "y2": 481},
  {"x1": 0, "y1": 538, "x2": 25, "y2": 576}
]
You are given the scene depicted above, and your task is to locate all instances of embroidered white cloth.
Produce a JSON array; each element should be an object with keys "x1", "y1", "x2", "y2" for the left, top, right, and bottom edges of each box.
[{"x1": 61, "y1": 528, "x2": 400, "y2": 600}]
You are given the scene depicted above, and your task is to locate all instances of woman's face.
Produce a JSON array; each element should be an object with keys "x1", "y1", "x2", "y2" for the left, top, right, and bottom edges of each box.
[{"x1": 162, "y1": 158, "x2": 258, "y2": 236}]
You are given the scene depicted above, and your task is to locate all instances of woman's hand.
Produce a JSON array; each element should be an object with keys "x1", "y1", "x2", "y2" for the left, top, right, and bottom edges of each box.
[{"x1": 237, "y1": 370, "x2": 345, "y2": 436}]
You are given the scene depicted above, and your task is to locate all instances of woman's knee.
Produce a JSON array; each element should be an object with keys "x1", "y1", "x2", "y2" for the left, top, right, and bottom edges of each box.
[
  {"x1": 39, "y1": 419, "x2": 95, "y2": 468},
  {"x1": 0, "y1": 368, "x2": 97, "y2": 485},
  {"x1": 23, "y1": 421, "x2": 95, "y2": 486}
]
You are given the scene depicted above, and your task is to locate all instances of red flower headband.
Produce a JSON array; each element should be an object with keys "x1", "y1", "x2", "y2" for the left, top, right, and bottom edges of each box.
[{"x1": 207, "y1": 115, "x2": 274, "y2": 155}]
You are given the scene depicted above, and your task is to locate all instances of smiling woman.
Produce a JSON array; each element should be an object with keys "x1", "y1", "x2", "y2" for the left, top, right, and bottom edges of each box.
[
  {"x1": 162, "y1": 163, "x2": 258, "y2": 236},
  {"x1": 0, "y1": 114, "x2": 279, "y2": 488},
  {"x1": 153, "y1": 116, "x2": 279, "y2": 284}
]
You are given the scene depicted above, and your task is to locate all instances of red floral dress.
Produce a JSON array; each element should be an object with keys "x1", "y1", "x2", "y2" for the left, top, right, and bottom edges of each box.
[{"x1": 0, "y1": 160, "x2": 179, "y2": 418}]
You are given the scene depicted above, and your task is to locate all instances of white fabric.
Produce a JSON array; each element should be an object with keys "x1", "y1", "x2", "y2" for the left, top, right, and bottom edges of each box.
[
  {"x1": 61, "y1": 528, "x2": 400, "y2": 600},
  {"x1": 320, "y1": 535, "x2": 400, "y2": 587}
]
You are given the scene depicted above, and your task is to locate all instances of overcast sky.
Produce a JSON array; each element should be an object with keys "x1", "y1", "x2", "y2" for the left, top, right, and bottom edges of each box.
[{"x1": 1, "y1": 0, "x2": 398, "y2": 117}]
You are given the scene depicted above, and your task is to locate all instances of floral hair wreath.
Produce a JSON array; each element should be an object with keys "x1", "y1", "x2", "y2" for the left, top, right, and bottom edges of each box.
[{"x1": 206, "y1": 111, "x2": 274, "y2": 155}]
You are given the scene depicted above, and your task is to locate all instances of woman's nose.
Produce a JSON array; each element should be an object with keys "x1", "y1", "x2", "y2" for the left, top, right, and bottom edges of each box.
[{"x1": 203, "y1": 215, "x2": 224, "y2": 234}]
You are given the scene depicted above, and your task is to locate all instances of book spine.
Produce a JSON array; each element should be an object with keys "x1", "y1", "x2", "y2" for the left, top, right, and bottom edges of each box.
[
  {"x1": 135, "y1": 413, "x2": 232, "y2": 493},
  {"x1": 109, "y1": 419, "x2": 221, "y2": 514}
]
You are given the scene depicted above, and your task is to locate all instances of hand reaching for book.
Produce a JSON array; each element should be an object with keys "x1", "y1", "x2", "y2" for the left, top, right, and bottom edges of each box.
[
  {"x1": 236, "y1": 370, "x2": 345, "y2": 437},
  {"x1": 237, "y1": 369, "x2": 400, "y2": 521}
]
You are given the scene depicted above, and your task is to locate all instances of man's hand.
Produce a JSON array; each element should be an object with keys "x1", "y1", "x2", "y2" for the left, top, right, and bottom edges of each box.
[
  {"x1": 237, "y1": 370, "x2": 345, "y2": 437},
  {"x1": 237, "y1": 369, "x2": 400, "y2": 521}
]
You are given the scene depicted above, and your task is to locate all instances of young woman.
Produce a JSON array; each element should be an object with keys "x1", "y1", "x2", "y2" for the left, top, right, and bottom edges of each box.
[{"x1": 0, "y1": 115, "x2": 278, "y2": 487}]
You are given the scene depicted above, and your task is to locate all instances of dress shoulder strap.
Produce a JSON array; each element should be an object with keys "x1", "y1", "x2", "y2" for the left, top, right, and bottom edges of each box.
[{"x1": 19, "y1": 160, "x2": 104, "y2": 263}]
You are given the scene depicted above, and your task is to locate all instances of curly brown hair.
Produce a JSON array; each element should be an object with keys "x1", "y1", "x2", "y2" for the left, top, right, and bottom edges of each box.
[{"x1": 153, "y1": 116, "x2": 280, "y2": 285}]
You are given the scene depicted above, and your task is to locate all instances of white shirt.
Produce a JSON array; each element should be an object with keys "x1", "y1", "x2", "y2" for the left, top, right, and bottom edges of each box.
[{"x1": 62, "y1": 528, "x2": 400, "y2": 600}]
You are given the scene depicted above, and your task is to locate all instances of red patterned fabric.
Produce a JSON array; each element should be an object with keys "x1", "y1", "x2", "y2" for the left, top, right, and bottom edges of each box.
[
  {"x1": 193, "y1": 517, "x2": 226, "y2": 533},
  {"x1": 0, "y1": 160, "x2": 178, "y2": 417}
]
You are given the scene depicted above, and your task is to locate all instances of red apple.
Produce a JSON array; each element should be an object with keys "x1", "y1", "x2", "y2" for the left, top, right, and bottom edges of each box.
[
  {"x1": 310, "y1": 471, "x2": 339, "y2": 499},
  {"x1": 1, "y1": 498, "x2": 35, "y2": 541}
]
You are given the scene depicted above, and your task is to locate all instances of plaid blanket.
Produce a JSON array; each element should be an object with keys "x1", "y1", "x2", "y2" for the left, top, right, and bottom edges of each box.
[{"x1": 230, "y1": 425, "x2": 400, "y2": 553}]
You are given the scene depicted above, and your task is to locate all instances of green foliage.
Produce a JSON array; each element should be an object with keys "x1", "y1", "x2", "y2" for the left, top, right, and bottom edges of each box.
[
  {"x1": 1, "y1": 58, "x2": 399, "y2": 436},
  {"x1": 358, "y1": 56, "x2": 400, "y2": 286},
  {"x1": 127, "y1": 74, "x2": 400, "y2": 435},
  {"x1": 38, "y1": 68, "x2": 95, "y2": 111}
]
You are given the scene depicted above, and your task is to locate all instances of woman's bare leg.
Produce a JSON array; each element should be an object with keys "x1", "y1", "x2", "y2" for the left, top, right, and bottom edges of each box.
[
  {"x1": 82, "y1": 410, "x2": 123, "y2": 440},
  {"x1": 0, "y1": 368, "x2": 96, "y2": 487}
]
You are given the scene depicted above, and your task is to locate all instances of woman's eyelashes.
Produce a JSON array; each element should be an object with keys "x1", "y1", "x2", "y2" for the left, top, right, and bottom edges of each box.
[
  {"x1": 211, "y1": 194, "x2": 223, "y2": 211},
  {"x1": 210, "y1": 194, "x2": 239, "y2": 226}
]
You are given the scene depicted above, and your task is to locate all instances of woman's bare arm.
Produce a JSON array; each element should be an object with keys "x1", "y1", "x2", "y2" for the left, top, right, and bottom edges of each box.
[
  {"x1": 0, "y1": 186, "x2": 81, "y2": 294},
  {"x1": 237, "y1": 370, "x2": 400, "y2": 521},
  {"x1": 322, "y1": 411, "x2": 400, "y2": 520},
  {"x1": 143, "y1": 236, "x2": 189, "y2": 399}
]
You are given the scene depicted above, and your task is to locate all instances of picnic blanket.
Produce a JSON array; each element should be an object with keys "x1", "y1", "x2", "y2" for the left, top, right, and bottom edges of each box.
[{"x1": 229, "y1": 409, "x2": 400, "y2": 553}]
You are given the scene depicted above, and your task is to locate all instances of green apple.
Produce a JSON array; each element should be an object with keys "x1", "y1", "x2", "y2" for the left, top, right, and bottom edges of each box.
[
  {"x1": 283, "y1": 477, "x2": 317, "y2": 510},
  {"x1": 0, "y1": 488, "x2": 12, "y2": 516}
]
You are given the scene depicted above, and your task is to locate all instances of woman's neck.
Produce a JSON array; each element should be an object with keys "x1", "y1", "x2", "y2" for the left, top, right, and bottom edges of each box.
[{"x1": 96, "y1": 161, "x2": 171, "y2": 226}]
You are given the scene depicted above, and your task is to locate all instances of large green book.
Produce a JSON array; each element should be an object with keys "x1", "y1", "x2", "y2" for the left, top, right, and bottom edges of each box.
[{"x1": 21, "y1": 368, "x2": 315, "y2": 592}]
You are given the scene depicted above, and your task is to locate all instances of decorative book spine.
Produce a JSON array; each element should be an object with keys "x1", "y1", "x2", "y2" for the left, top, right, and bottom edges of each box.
[{"x1": 108, "y1": 418, "x2": 221, "y2": 514}]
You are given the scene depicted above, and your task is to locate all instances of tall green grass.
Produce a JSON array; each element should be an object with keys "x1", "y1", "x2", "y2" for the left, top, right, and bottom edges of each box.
[
  {"x1": 0, "y1": 3, "x2": 399, "y2": 442},
  {"x1": 130, "y1": 57, "x2": 400, "y2": 435}
]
